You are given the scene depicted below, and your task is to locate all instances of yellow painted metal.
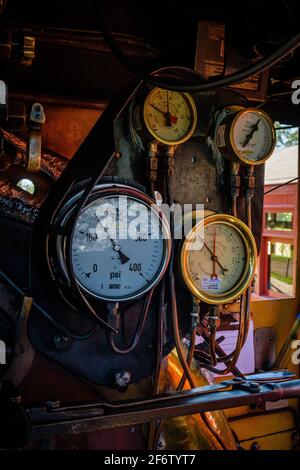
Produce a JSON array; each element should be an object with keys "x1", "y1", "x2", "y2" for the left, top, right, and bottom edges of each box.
[
  {"x1": 241, "y1": 431, "x2": 295, "y2": 450},
  {"x1": 219, "y1": 297, "x2": 299, "y2": 453},
  {"x1": 229, "y1": 409, "x2": 297, "y2": 450}
]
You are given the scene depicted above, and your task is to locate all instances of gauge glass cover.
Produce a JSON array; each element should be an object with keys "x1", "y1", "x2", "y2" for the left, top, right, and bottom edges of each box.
[
  {"x1": 71, "y1": 194, "x2": 170, "y2": 301},
  {"x1": 143, "y1": 87, "x2": 197, "y2": 145},
  {"x1": 231, "y1": 109, "x2": 275, "y2": 163},
  {"x1": 181, "y1": 214, "x2": 257, "y2": 304}
]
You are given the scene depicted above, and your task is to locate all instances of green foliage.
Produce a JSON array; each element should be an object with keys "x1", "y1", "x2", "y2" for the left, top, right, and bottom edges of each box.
[
  {"x1": 271, "y1": 254, "x2": 292, "y2": 262},
  {"x1": 276, "y1": 126, "x2": 298, "y2": 148}
]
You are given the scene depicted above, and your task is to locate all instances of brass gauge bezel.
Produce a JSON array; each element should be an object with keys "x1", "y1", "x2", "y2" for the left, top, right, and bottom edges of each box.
[
  {"x1": 180, "y1": 213, "x2": 257, "y2": 304},
  {"x1": 142, "y1": 87, "x2": 197, "y2": 146}
]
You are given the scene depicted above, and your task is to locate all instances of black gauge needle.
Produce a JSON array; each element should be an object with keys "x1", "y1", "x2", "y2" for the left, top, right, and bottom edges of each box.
[
  {"x1": 139, "y1": 272, "x2": 149, "y2": 283},
  {"x1": 150, "y1": 101, "x2": 172, "y2": 127},
  {"x1": 103, "y1": 227, "x2": 130, "y2": 265},
  {"x1": 242, "y1": 119, "x2": 260, "y2": 147},
  {"x1": 202, "y1": 241, "x2": 228, "y2": 275},
  {"x1": 114, "y1": 246, "x2": 130, "y2": 265}
]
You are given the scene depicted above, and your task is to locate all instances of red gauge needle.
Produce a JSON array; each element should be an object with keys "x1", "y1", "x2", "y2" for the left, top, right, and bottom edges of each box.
[
  {"x1": 203, "y1": 241, "x2": 228, "y2": 275},
  {"x1": 211, "y1": 231, "x2": 218, "y2": 280}
]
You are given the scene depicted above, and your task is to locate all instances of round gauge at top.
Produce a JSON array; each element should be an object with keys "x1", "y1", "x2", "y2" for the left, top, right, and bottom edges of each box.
[
  {"x1": 180, "y1": 213, "x2": 257, "y2": 304},
  {"x1": 142, "y1": 87, "x2": 197, "y2": 145},
  {"x1": 216, "y1": 107, "x2": 276, "y2": 165}
]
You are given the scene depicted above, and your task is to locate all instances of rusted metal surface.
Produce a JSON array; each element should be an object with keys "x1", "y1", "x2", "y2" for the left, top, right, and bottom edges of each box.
[
  {"x1": 1, "y1": 128, "x2": 68, "y2": 179},
  {"x1": 27, "y1": 377, "x2": 300, "y2": 440}
]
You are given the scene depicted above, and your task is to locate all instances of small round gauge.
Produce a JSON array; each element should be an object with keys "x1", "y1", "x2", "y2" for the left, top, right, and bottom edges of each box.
[
  {"x1": 180, "y1": 213, "x2": 257, "y2": 304},
  {"x1": 142, "y1": 87, "x2": 197, "y2": 145},
  {"x1": 216, "y1": 108, "x2": 276, "y2": 165},
  {"x1": 57, "y1": 186, "x2": 171, "y2": 302}
]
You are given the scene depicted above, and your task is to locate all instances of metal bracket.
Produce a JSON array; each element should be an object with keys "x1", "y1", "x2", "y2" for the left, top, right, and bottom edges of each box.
[
  {"x1": 27, "y1": 103, "x2": 45, "y2": 172},
  {"x1": 231, "y1": 378, "x2": 261, "y2": 394},
  {"x1": 20, "y1": 35, "x2": 35, "y2": 66}
]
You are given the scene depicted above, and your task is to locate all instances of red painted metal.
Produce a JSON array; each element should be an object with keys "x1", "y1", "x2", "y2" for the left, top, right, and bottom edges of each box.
[{"x1": 256, "y1": 182, "x2": 298, "y2": 297}]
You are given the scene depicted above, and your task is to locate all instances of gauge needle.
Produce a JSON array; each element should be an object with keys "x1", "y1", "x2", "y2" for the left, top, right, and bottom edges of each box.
[
  {"x1": 242, "y1": 119, "x2": 260, "y2": 147},
  {"x1": 103, "y1": 227, "x2": 130, "y2": 265},
  {"x1": 139, "y1": 272, "x2": 149, "y2": 283},
  {"x1": 149, "y1": 100, "x2": 174, "y2": 127},
  {"x1": 211, "y1": 231, "x2": 218, "y2": 279},
  {"x1": 203, "y1": 240, "x2": 228, "y2": 275},
  {"x1": 113, "y1": 245, "x2": 130, "y2": 265}
]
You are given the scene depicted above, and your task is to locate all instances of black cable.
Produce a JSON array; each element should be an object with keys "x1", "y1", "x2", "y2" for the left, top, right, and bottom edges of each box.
[
  {"x1": 264, "y1": 175, "x2": 300, "y2": 195},
  {"x1": 64, "y1": 154, "x2": 117, "y2": 333},
  {"x1": 95, "y1": 0, "x2": 300, "y2": 92},
  {"x1": 0, "y1": 269, "x2": 95, "y2": 340}
]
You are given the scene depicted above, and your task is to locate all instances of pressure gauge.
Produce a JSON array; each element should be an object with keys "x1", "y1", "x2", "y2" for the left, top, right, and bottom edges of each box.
[
  {"x1": 54, "y1": 185, "x2": 171, "y2": 302},
  {"x1": 215, "y1": 107, "x2": 276, "y2": 165},
  {"x1": 180, "y1": 213, "x2": 257, "y2": 304},
  {"x1": 134, "y1": 87, "x2": 197, "y2": 146}
]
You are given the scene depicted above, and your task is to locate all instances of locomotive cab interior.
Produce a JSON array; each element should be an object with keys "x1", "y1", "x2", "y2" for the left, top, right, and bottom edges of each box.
[{"x1": 0, "y1": 0, "x2": 300, "y2": 454}]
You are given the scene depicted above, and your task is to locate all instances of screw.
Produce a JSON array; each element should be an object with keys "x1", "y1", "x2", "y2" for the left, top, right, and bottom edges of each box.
[
  {"x1": 192, "y1": 156, "x2": 196, "y2": 163},
  {"x1": 157, "y1": 437, "x2": 165, "y2": 450},
  {"x1": 115, "y1": 370, "x2": 132, "y2": 391},
  {"x1": 53, "y1": 334, "x2": 72, "y2": 350}
]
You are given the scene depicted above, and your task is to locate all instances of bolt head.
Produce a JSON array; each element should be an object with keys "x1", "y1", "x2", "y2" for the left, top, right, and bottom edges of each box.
[{"x1": 115, "y1": 370, "x2": 131, "y2": 388}]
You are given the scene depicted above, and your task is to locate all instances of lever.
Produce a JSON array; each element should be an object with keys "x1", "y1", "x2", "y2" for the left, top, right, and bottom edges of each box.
[{"x1": 27, "y1": 102, "x2": 45, "y2": 172}]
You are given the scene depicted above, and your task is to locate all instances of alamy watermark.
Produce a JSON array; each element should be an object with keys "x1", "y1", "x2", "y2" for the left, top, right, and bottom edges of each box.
[
  {"x1": 0, "y1": 339, "x2": 6, "y2": 365},
  {"x1": 291, "y1": 340, "x2": 300, "y2": 365},
  {"x1": 78, "y1": 199, "x2": 205, "y2": 250},
  {"x1": 291, "y1": 80, "x2": 300, "y2": 105}
]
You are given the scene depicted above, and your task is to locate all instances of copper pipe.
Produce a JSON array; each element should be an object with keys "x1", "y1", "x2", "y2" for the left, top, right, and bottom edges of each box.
[
  {"x1": 176, "y1": 326, "x2": 197, "y2": 391},
  {"x1": 231, "y1": 195, "x2": 238, "y2": 218},
  {"x1": 148, "y1": 280, "x2": 165, "y2": 450}
]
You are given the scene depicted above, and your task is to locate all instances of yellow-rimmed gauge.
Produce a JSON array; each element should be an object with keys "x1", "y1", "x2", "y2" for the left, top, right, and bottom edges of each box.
[
  {"x1": 215, "y1": 107, "x2": 276, "y2": 165},
  {"x1": 180, "y1": 213, "x2": 257, "y2": 304},
  {"x1": 142, "y1": 87, "x2": 197, "y2": 145}
]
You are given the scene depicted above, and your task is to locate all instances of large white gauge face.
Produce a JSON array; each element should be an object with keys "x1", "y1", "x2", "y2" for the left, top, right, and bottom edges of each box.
[
  {"x1": 231, "y1": 109, "x2": 275, "y2": 164},
  {"x1": 70, "y1": 195, "x2": 170, "y2": 301},
  {"x1": 181, "y1": 215, "x2": 257, "y2": 304},
  {"x1": 143, "y1": 87, "x2": 197, "y2": 145}
]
